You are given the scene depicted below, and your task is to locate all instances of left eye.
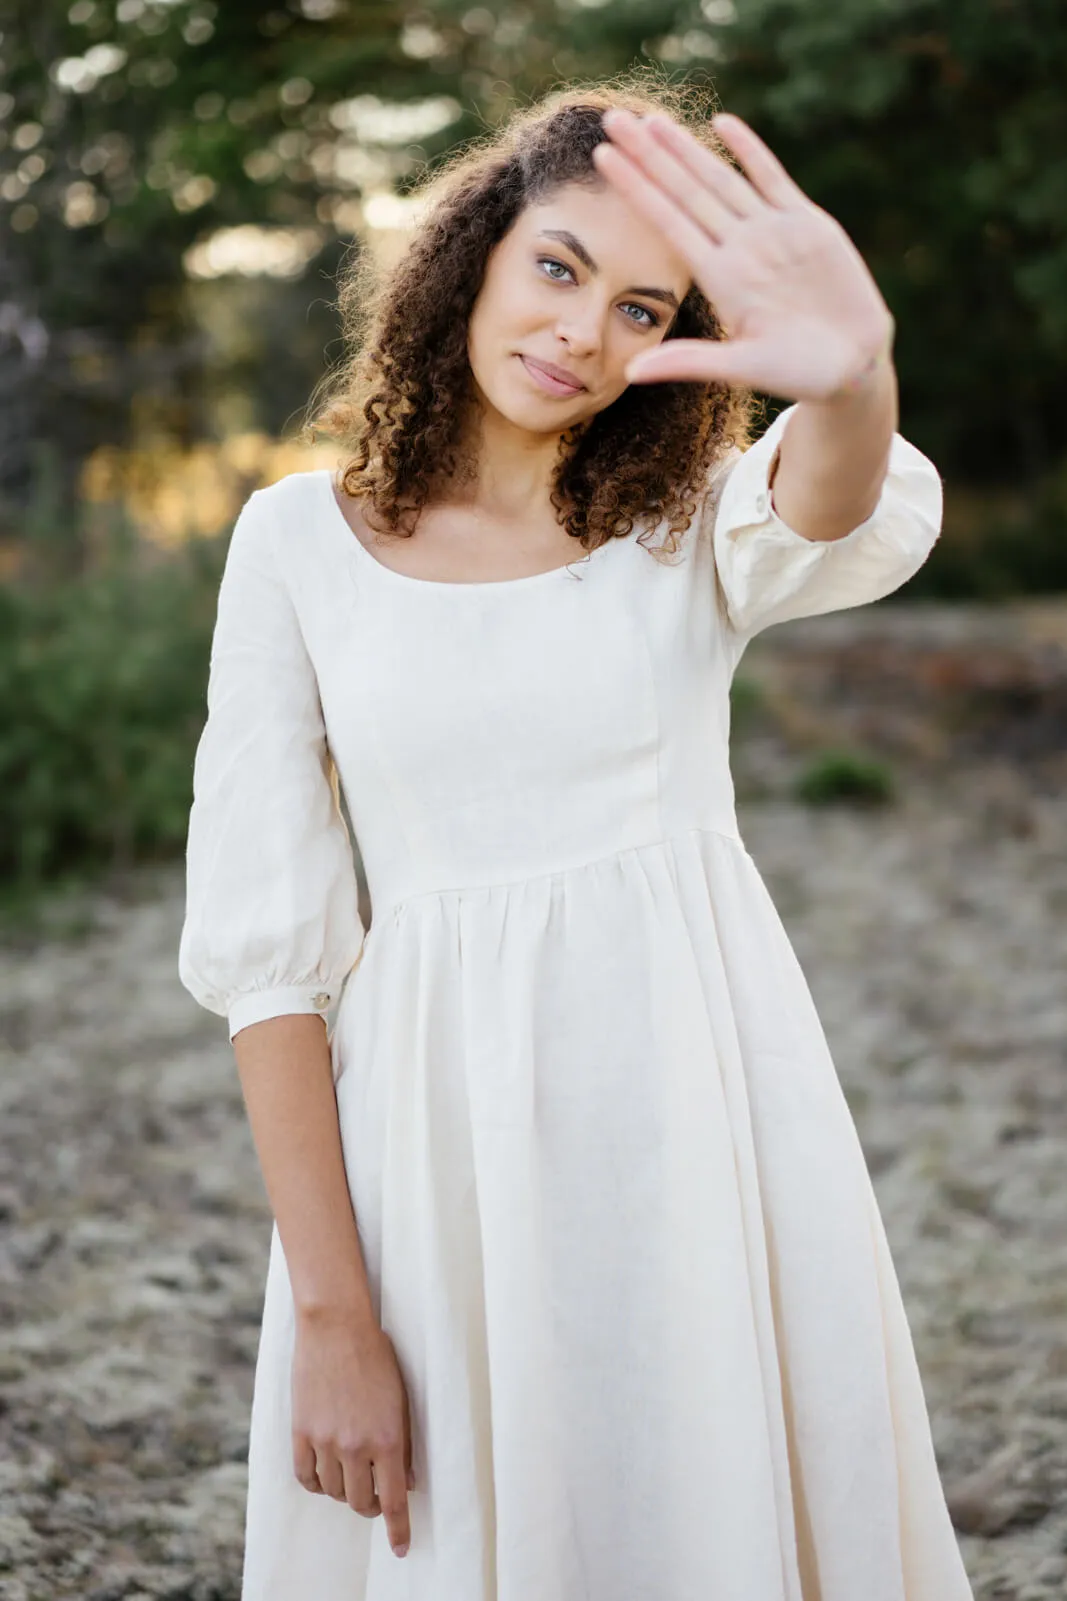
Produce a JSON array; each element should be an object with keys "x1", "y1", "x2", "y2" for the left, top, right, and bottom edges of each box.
[{"x1": 622, "y1": 303, "x2": 658, "y2": 328}]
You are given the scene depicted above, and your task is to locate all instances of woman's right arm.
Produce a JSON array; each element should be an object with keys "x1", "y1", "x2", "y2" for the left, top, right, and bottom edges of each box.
[
  {"x1": 234, "y1": 1011, "x2": 415, "y2": 1558},
  {"x1": 178, "y1": 484, "x2": 413, "y2": 1557}
]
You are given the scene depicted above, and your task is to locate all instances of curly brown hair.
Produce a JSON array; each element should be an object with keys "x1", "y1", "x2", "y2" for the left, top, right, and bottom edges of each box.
[{"x1": 307, "y1": 70, "x2": 761, "y2": 560}]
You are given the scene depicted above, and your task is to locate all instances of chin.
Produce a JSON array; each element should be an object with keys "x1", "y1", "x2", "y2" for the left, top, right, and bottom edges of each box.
[
  {"x1": 477, "y1": 385, "x2": 562, "y2": 432},
  {"x1": 491, "y1": 367, "x2": 597, "y2": 432}
]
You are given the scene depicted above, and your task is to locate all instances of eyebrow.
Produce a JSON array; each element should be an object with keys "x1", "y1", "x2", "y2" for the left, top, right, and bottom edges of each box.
[{"x1": 537, "y1": 229, "x2": 681, "y2": 310}]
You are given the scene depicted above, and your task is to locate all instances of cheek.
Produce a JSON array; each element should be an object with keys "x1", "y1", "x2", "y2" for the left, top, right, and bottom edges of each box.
[
  {"x1": 466, "y1": 299, "x2": 520, "y2": 405},
  {"x1": 600, "y1": 322, "x2": 645, "y2": 388},
  {"x1": 468, "y1": 284, "x2": 513, "y2": 365},
  {"x1": 466, "y1": 294, "x2": 501, "y2": 384},
  {"x1": 482, "y1": 258, "x2": 567, "y2": 339}
]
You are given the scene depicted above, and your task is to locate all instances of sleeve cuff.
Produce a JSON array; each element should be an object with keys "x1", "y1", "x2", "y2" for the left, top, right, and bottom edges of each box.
[
  {"x1": 714, "y1": 406, "x2": 794, "y2": 542},
  {"x1": 227, "y1": 984, "x2": 334, "y2": 1042},
  {"x1": 764, "y1": 474, "x2": 884, "y2": 551},
  {"x1": 717, "y1": 403, "x2": 902, "y2": 553}
]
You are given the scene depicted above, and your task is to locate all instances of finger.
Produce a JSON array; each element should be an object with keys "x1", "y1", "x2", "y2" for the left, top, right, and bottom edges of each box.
[
  {"x1": 403, "y1": 1394, "x2": 415, "y2": 1491},
  {"x1": 292, "y1": 1436, "x2": 325, "y2": 1496},
  {"x1": 341, "y1": 1453, "x2": 381, "y2": 1518},
  {"x1": 373, "y1": 1452, "x2": 412, "y2": 1557},
  {"x1": 626, "y1": 338, "x2": 765, "y2": 387},
  {"x1": 646, "y1": 113, "x2": 762, "y2": 221},
  {"x1": 591, "y1": 142, "x2": 720, "y2": 277},
  {"x1": 314, "y1": 1443, "x2": 348, "y2": 1502},
  {"x1": 599, "y1": 108, "x2": 739, "y2": 242},
  {"x1": 710, "y1": 113, "x2": 808, "y2": 210}
]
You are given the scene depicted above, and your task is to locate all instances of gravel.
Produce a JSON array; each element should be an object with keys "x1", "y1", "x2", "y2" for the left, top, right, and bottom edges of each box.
[{"x1": 1, "y1": 600, "x2": 1064, "y2": 1600}]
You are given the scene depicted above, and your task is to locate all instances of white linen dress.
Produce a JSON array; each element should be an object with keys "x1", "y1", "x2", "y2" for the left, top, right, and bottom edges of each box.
[{"x1": 178, "y1": 402, "x2": 975, "y2": 1601}]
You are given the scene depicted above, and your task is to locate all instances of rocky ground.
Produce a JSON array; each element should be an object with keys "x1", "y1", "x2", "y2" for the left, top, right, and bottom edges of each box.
[{"x1": 1, "y1": 599, "x2": 1065, "y2": 1601}]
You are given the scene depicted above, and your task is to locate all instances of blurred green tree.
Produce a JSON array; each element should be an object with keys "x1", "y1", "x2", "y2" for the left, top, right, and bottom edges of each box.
[
  {"x1": 0, "y1": 0, "x2": 691, "y2": 527},
  {"x1": 1, "y1": 0, "x2": 1064, "y2": 563},
  {"x1": 692, "y1": 0, "x2": 1067, "y2": 490}
]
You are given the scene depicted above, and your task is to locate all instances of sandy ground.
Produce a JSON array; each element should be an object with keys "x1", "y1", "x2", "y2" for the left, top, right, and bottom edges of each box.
[{"x1": 1, "y1": 600, "x2": 1065, "y2": 1601}]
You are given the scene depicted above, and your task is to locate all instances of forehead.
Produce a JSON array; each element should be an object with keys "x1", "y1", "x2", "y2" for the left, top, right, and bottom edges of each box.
[{"x1": 515, "y1": 181, "x2": 690, "y2": 292}]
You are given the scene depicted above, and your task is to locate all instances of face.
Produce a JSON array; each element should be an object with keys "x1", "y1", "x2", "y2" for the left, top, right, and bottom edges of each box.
[{"x1": 466, "y1": 178, "x2": 691, "y2": 433}]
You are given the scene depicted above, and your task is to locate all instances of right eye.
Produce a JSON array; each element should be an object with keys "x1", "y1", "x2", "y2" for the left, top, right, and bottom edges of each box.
[{"x1": 537, "y1": 256, "x2": 575, "y2": 283}]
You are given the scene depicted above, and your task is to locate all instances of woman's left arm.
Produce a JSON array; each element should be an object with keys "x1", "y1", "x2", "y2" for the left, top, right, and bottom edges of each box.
[
  {"x1": 768, "y1": 353, "x2": 899, "y2": 543},
  {"x1": 592, "y1": 106, "x2": 908, "y2": 543}
]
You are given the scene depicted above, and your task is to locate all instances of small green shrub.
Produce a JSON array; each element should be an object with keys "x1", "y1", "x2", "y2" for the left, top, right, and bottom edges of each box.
[
  {"x1": 728, "y1": 671, "x2": 765, "y2": 737},
  {"x1": 0, "y1": 521, "x2": 225, "y2": 896},
  {"x1": 792, "y1": 747, "x2": 896, "y2": 807}
]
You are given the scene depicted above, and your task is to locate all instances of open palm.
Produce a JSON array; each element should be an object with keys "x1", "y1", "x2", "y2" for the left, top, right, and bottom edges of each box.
[{"x1": 593, "y1": 109, "x2": 894, "y2": 401}]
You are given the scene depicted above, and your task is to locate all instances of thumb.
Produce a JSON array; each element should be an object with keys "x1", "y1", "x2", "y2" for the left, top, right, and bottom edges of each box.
[{"x1": 625, "y1": 339, "x2": 761, "y2": 387}]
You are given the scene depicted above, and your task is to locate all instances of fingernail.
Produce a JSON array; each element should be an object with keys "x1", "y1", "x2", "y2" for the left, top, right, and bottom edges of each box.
[{"x1": 394, "y1": 1542, "x2": 409, "y2": 1558}]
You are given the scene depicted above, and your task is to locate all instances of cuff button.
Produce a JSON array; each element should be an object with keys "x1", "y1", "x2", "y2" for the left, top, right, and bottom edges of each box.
[{"x1": 312, "y1": 991, "x2": 331, "y2": 1009}]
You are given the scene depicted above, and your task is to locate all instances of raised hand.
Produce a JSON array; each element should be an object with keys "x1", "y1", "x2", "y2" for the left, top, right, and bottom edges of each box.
[{"x1": 592, "y1": 109, "x2": 894, "y2": 402}]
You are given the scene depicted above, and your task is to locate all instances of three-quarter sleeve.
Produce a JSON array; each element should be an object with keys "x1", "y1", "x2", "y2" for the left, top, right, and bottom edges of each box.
[
  {"x1": 178, "y1": 486, "x2": 365, "y2": 1042},
  {"x1": 706, "y1": 402, "x2": 943, "y2": 640}
]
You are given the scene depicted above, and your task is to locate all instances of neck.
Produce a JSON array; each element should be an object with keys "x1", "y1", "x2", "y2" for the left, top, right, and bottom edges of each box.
[{"x1": 446, "y1": 396, "x2": 572, "y2": 520}]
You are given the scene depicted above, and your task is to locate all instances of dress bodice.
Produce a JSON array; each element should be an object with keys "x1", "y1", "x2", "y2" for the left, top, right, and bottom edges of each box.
[
  {"x1": 178, "y1": 404, "x2": 943, "y2": 1039},
  {"x1": 305, "y1": 466, "x2": 741, "y2": 917}
]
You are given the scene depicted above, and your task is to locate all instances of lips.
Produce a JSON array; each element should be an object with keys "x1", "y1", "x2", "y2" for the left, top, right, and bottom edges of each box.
[{"x1": 518, "y1": 354, "x2": 587, "y2": 396}]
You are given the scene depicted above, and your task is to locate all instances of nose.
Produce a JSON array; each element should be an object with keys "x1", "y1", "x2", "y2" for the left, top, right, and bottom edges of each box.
[{"x1": 555, "y1": 293, "x2": 607, "y2": 359}]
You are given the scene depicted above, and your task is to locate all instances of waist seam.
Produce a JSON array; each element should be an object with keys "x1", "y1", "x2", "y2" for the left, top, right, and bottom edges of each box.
[{"x1": 374, "y1": 824, "x2": 744, "y2": 920}]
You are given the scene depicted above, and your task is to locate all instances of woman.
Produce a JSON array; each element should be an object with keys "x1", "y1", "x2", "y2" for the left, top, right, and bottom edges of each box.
[{"x1": 179, "y1": 77, "x2": 975, "y2": 1601}]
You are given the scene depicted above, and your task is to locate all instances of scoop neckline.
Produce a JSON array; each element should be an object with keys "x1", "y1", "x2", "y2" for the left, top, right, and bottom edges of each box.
[{"x1": 319, "y1": 468, "x2": 600, "y2": 591}]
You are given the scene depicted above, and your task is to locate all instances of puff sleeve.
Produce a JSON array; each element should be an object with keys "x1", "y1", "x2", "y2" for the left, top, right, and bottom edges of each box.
[
  {"x1": 178, "y1": 486, "x2": 366, "y2": 1042},
  {"x1": 707, "y1": 402, "x2": 943, "y2": 640}
]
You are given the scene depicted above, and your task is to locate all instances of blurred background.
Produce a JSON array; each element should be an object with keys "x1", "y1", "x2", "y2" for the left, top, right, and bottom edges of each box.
[
  {"x1": 1, "y1": 0, "x2": 1066, "y2": 895},
  {"x1": 1, "y1": 4, "x2": 1065, "y2": 1598}
]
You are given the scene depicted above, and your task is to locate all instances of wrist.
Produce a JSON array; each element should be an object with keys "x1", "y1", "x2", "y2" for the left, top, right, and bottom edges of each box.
[
  {"x1": 295, "y1": 1286, "x2": 379, "y2": 1330},
  {"x1": 291, "y1": 1247, "x2": 378, "y2": 1328},
  {"x1": 823, "y1": 317, "x2": 896, "y2": 404}
]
